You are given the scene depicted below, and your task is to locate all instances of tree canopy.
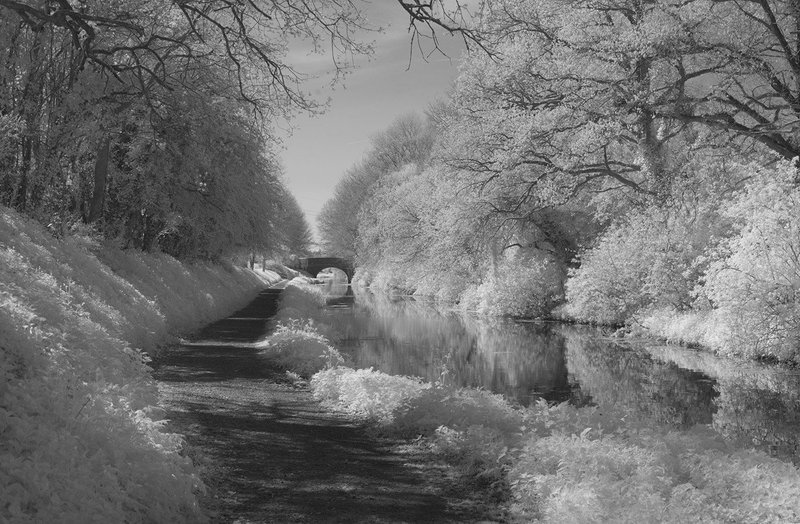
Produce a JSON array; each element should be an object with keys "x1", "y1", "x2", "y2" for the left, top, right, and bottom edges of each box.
[
  {"x1": 0, "y1": 0, "x2": 478, "y2": 259},
  {"x1": 318, "y1": 0, "x2": 800, "y2": 362}
]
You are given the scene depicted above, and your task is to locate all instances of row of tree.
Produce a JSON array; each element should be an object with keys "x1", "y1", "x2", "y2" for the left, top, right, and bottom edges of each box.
[
  {"x1": 319, "y1": 0, "x2": 800, "y2": 362},
  {"x1": 0, "y1": 0, "x2": 476, "y2": 260},
  {"x1": 2, "y1": 0, "x2": 370, "y2": 257},
  {"x1": 0, "y1": 0, "x2": 480, "y2": 259}
]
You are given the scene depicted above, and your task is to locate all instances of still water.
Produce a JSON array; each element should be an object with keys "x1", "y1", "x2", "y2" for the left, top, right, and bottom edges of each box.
[{"x1": 321, "y1": 290, "x2": 800, "y2": 463}]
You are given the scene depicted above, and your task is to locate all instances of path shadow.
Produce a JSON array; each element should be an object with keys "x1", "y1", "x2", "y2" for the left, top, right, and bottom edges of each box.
[
  {"x1": 192, "y1": 288, "x2": 282, "y2": 343},
  {"x1": 155, "y1": 288, "x2": 460, "y2": 523}
]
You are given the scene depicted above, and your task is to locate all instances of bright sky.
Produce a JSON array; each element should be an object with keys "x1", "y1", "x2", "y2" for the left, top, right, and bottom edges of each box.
[{"x1": 279, "y1": 2, "x2": 465, "y2": 241}]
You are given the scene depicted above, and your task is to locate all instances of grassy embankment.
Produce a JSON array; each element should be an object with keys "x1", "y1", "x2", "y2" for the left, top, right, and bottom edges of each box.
[
  {"x1": 260, "y1": 280, "x2": 800, "y2": 523},
  {"x1": 0, "y1": 205, "x2": 279, "y2": 523}
]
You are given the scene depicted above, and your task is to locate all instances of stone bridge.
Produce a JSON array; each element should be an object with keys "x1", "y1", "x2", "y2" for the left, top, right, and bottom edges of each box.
[{"x1": 292, "y1": 257, "x2": 355, "y2": 282}]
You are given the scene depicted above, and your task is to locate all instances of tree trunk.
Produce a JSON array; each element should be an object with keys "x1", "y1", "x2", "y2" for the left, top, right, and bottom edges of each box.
[
  {"x1": 14, "y1": 138, "x2": 31, "y2": 210},
  {"x1": 87, "y1": 136, "x2": 111, "y2": 223}
]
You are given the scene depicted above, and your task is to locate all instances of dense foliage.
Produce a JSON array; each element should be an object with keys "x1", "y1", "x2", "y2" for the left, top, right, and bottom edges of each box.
[{"x1": 319, "y1": 0, "x2": 800, "y2": 362}]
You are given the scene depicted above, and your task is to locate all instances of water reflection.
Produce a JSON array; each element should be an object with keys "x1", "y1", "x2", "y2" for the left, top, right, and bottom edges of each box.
[
  {"x1": 643, "y1": 345, "x2": 800, "y2": 462},
  {"x1": 315, "y1": 267, "x2": 350, "y2": 298},
  {"x1": 320, "y1": 290, "x2": 800, "y2": 462},
  {"x1": 561, "y1": 327, "x2": 718, "y2": 428},
  {"x1": 323, "y1": 293, "x2": 584, "y2": 406}
]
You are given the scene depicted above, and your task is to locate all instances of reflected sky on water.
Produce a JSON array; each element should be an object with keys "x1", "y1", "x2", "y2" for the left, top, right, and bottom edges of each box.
[{"x1": 319, "y1": 290, "x2": 800, "y2": 463}]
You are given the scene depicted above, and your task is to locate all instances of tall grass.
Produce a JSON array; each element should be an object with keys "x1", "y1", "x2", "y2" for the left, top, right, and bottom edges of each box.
[{"x1": 0, "y1": 205, "x2": 278, "y2": 522}]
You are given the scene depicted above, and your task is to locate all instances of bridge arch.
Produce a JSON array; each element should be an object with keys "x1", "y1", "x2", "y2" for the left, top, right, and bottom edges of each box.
[{"x1": 294, "y1": 257, "x2": 354, "y2": 282}]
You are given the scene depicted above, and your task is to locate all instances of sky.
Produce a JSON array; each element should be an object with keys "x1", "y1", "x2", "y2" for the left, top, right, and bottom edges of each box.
[{"x1": 279, "y1": 2, "x2": 466, "y2": 241}]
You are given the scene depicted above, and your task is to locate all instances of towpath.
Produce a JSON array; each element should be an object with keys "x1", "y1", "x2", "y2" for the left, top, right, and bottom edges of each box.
[{"x1": 153, "y1": 287, "x2": 485, "y2": 523}]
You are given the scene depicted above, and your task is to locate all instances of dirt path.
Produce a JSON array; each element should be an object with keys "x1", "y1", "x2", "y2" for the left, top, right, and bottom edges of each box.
[{"x1": 154, "y1": 289, "x2": 484, "y2": 523}]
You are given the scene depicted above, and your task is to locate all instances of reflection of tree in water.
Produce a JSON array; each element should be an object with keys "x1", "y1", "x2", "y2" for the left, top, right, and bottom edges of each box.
[
  {"x1": 641, "y1": 345, "x2": 800, "y2": 463},
  {"x1": 322, "y1": 293, "x2": 475, "y2": 385},
  {"x1": 713, "y1": 380, "x2": 800, "y2": 464},
  {"x1": 459, "y1": 321, "x2": 584, "y2": 405},
  {"x1": 562, "y1": 328, "x2": 718, "y2": 429},
  {"x1": 320, "y1": 292, "x2": 582, "y2": 406}
]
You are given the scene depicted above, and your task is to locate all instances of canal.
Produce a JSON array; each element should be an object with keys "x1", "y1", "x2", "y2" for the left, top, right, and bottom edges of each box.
[{"x1": 316, "y1": 289, "x2": 800, "y2": 464}]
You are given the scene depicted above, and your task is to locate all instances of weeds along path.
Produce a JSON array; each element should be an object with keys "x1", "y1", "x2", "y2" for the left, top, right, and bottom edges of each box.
[{"x1": 153, "y1": 288, "x2": 465, "y2": 523}]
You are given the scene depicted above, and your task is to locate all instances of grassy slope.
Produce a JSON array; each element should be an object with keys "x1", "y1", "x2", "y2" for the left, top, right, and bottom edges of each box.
[{"x1": 0, "y1": 205, "x2": 278, "y2": 523}]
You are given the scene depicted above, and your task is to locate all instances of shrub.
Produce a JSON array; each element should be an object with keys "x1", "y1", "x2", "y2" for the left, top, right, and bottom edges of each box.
[
  {"x1": 259, "y1": 320, "x2": 344, "y2": 377},
  {"x1": 564, "y1": 205, "x2": 718, "y2": 326},
  {"x1": 293, "y1": 248, "x2": 800, "y2": 522},
  {"x1": 638, "y1": 307, "x2": 729, "y2": 350},
  {"x1": 699, "y1": 160, "x2": 800, "y2": 361},
  {"x1": 311, "y1": 367, "x2": 430, "y2": 423},
  {"x1": 462, "y1": 251, "x2": 565, "y2": 318},
  {"x1": 307, "y1": 352, "x2": 800, "y2": 523},
  {"x1": 391, "y1": 386, "x2": 523, "y2": 437},
  {"x1": 309, "y1": 364, "x2": 523, "y2": 501}
]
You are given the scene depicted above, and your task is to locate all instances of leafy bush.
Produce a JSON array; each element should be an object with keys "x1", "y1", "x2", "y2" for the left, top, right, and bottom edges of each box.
[
  {"x1": 306, "y1": 354, "x2": 800, "y2": 523},
  {"x1": 391, "y1": 386, "x2": 523, "y2": 437},
  {"x1": 308, "y1": 363, "x2": 524, "y2": 501},
  {"x1": 259, "y1": 320, "x2": 344, "y2": 377},
  {"x1": 272, "y1": 278, "x2": 326, "y2": 319},
  {"x1": 289, "y1": 254, "x2": 800, "y2": 522},
  {"x1": 461, "y1": 251, "x2": 565, "y2": 318},
  {"x1": 638, "y1": 307, "x2": 729, "y2": 350},
  {"x1": 564, "y1": 204, "x2": 719, "y2": 325},
  {"x1": 311, "y1": 367, "x2": 430, "y2": 423},
  {"x1": 699, "y1": 161, "x2": 800, "y2": 361}
]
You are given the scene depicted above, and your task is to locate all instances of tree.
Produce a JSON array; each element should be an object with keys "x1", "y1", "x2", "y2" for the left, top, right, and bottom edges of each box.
[
  {"x1": 652, "y1": 0, "x2": 800, "y2": 161},
  {"x1": 437, "y1": 0, "x2": 707, "y2": 217},
  {"x1": 277, "y1": 192, "x2": 314, "y2": 256},
  {"x1": 439, "y1": 0, "x2": 800, "y2": 193},
  {"x1": 0, "y1": 0, "x2": 381, "y2": 258},
  {"x1": 0, "y1": 0, "x2": 373, "y2": 111},
  {"x1": 318, "y1": 165, "x2": 372, "y2": 258},
  {"x1": 318, "y1": 113, "x2": 434, "y2": 257},
  {"x1": 102, "y1": 88, "x2": 285, "y2": 259},
  {"x1": 0, "y1": 0, "x2": 491, "y2": 258}
]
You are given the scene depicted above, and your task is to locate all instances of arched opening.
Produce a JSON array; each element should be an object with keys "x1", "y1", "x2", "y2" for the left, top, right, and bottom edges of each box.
[{"x1": 317, "y1": 267, "x2": 349, "y2": 297}]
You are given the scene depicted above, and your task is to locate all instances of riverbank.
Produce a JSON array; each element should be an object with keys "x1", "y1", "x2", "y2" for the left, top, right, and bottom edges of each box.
[
  {"x1": 0, "y1": 205, "x2": 278, "y2": 522},
  {"x1": 267, "y1": 280, "x2": 800, "y2": 523}
]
